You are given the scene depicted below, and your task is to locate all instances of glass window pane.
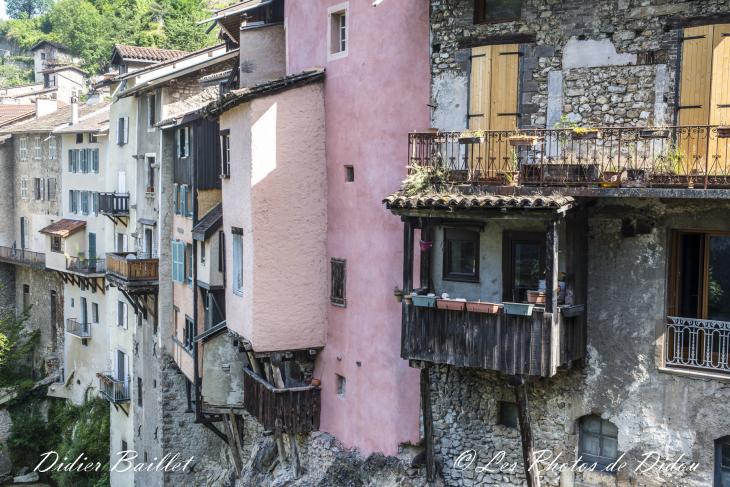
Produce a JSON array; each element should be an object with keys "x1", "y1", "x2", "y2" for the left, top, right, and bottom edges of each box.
[
  {"x1": 708, "y1": 236, "x2": 730, "y2": 321},
  {"x1": 514, "y1": 242, "x2": 540, "y2": 302},
  {"x1": 601, "y1": 419, "x2": 618, "y2": 438},
  {"x1": 450, "y1": 241, "x2": 476, "y2": 275},
  {"x1": 582, "y1": 415, "x2": 601, "y2": 434},
  {"x1": 721, "y1": 470, "x2": 730, "y2": 487},
  {"x1": 678, "y1": 233, "x2": 702, "y2": 318},
  {"x1": 483, "y1": 0, "x2": 521, "y2": 21},
  {"x1": 501, "y1": 403, "x2": 518, "y2": 429},
  {"x1": 601, "y1": 437, "x2": 618, "y2": 460},
  {"x1": 722, "y1": 442, "x2": 730, "y2": 468},
  {"x1": 582, "y1": 434, "x2": 600, "y2": 456}
]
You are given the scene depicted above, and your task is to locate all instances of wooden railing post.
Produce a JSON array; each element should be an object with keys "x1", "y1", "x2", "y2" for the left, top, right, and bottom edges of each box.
[
  {"x1": 509, "y1": 375, "x2": 540, "y2": 487},
  {"x1": 421, "y1": 362, "x2": 436, "y2": 482}
]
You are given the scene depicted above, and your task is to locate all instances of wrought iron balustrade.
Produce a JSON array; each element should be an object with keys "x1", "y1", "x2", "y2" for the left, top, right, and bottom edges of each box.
[
  {"x1": 66, "y1": 256, "x2": 106, "y2": 274},
  {"x1": 97, "y1": 372, "x2": 130, "y2": 403},
  {"x1": 408, "y1": 126, "x2": 730, "y2": 189},
  {"x1": 0, "y1": 246, "x2": 45, "y2": 268},
  {"x1": 66, "y1": 318, "x2": 91, "y2": 339},
  {"x1": 666, "y1": 316, "x2": 730, "y2": 373}
]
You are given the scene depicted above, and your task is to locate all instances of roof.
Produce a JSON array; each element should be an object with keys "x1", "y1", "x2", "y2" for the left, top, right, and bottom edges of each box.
[
  {"x1": 11, "y1": 87, "x2": 58, "y2": 99},
  {"x1": 192, "y1": 204, "x2": 223, "y2": 241},
  {"x1": 198, "y1": 69, "x2": 232, "y2": 83},
  {"x1": 112, "y1": 44, "x2": 188, "y2": 64},
  {"x1": 39, "y1": 64, "x2": 89, "y2": 76},
  {"x1": 54, "y1": 105, "x2": 110, "y2": 133},
  {"x1": 30, "y1": 40, "x2": 68, "y2": 51},
  {"x1": 116, "y1": 43, "x2": 226, "y2": 82},
  {"x1": 383, "y1": 191, "x2": 576, "y2": 210},
  {"x1": 201, "y1": 68, "x2": 325, "y2": 119},
  {"x1": 39, "y1": 219, "x2": 86, "y2": 237},
  {"x1": 0, "y1": 105, "x2": 36, "y2": 128},
  {"x1": 1, "y1": 99, "x2": 112, "y2": 134}
]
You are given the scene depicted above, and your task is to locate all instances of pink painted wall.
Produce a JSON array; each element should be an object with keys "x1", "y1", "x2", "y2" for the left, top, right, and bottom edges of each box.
[
  {"x1": 286, "y1": 0, "x2": 431, "y2": 456},
  {"x1": 221, "y1": 83, "x2": 328, "y2": 353}
]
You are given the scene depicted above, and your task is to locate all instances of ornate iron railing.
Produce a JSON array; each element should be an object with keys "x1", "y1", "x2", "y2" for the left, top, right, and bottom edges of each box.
[
  {"x1": 666, "y1": 316, "x2": 730, "y2": 373},
  {"x1": 97, "y1": 372, "x2": 130, "y2": 403},
  {"x1": 408, "y1": 127, "x2": 730, "y2": 189},
  {"x1": 66, "y1": 318, "x2": 91, "y2": 339}
]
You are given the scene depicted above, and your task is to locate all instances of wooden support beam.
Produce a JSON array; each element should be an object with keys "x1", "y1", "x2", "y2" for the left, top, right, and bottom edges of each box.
[
  {"x1": 545, "y1": 220, "x2": 560, "y2": 376},
  {"x1": 402, "y1": 220, "x2": 414, "y2": 354},
  {"x1": 509, "y1": 376, "x2": 540, "y2": 487},
  {"x1": 120, "y1": 289, "x2": 141, "y2": 315},
  {"x1": 201, "y1": 422, "x2": 228, "y2": 443},
  {"x1": 221, "y1": 411, "x2": 243, "y2": 476},
  {"x1": 420, "y1": 225, "x2": 432, "y2": 292},
  {"x1": 246, "y1": 352, "x2": 262, "y2": 377},
  {"x1": 421, "y1": 363, "x2": 436, "y2": 482},
  {"x1": 141, "y1": 295, "x2": 157, "y2": 321},
  {"x1": 270, "y1": 354, "x2": 286, "y2": 389},
  {"x1": 290, "y1": 434, "x2": 301, "y2": 479},
  {"x1": 228, "y1": 411, "x2": 245, "y2": 471}
]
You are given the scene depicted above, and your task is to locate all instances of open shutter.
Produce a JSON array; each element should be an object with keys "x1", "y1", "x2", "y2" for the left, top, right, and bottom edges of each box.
[
  {"x1": 123, "y1": 117, "x2": 129, "y2": 144},
  {"x1": 40, "y1": 178, "x2": 44, "y2": 200},
  {"x1": 174, "y1": 186, "x2": 179, "y2": 214},
  {"x1": 93, "y1": 149, "x2": 99, "y2": 173},
  {"x1": 184, "y1": 127, "x2": 190, "y2": 157},
  {"x1": 122, "y1": 235, "x2": 128, "y2": 252},
  {"x1": 123, "y1": 302, "x2": 128, "y2": 330},
  {"x1": 68, "y1": 149, "x2": 73, "y2": 172},
  {"x1": 469, "y1": 45, "x2": 493, "y2": 135}
]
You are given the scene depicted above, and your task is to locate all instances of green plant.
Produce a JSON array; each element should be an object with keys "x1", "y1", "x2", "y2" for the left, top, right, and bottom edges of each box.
[
  {"x1": 510, "y1": 148, "x2": 518, "y2": 171},
  {"x1": 655, "y1": 141, "x2": 686, "y2": 175},
  {"x1": 459, "y1": 129, "x2": 485, "y2": 139},
  {"x1": 402, "y1": 162, "x2": 449, "y2": 195}
]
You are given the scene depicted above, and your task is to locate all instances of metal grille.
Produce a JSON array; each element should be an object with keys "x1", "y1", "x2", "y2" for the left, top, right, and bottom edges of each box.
[
  {"x1": 330, "y1": 258, "x2": 346, "y2": 307},
  {"x1": 666, "y1": 316, "x2": 730, "y2": 373}
]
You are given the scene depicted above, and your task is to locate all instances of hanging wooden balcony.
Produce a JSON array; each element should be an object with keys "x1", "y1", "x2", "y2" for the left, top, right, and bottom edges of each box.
[
  {"x1": 106, "y1": 252, "x2": 159, "y2": 290},
  {"x1": 0, "y1": 246, "x2": 45, "y2": 269}
]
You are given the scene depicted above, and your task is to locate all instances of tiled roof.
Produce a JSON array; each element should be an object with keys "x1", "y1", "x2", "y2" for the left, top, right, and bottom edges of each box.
[
  {"x1": 192, "y1": 204, "x2": 223, "y2": 241},
  {"x1": 113, "y1": 44, "x2": 188, "y2": 63},
  {"x1": 55, "y1": 106, "x2": 110, "y2": 133},
  {"x1": 0, "y1": 105, "x2": 36, "y2": 128},
  {"x1": 30, "y1": 40, "x2": 68, "y2": 51},
  {"x1": 39, "y1": 64, "x2": 88, "y2": 76},
  {"x1": 39, "y1": 219, "x2": 86, "y2": 237},
  {"x1": 201, "y1": 68, "x2": 325, "y2": 118},
  {"x1": 211, "y1": 0, "x2": 263, "y2": 16},
  {"x1": 1, "y1": 99, "x2": 112, "y2": 134},
  {"x1": 11, "y1": 87, "x2": 59, "y2": 99},
  {"x1": 383, "y1": 191, "x2": 576, "y2": 210},
  {"x1": 116, "y1": 44, "x2": 226, "y2": 82}
]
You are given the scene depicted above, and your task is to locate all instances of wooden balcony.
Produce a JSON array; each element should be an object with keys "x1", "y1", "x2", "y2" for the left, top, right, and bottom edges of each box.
[
  {"x1": 106, "y1": 252, "x2": 159, "y2": 289},
  {"x1": 409, "y1": 126, "x2": 730, "y2": 193},
  {"x1": 242, "y1": 368, "x2": 320, "y2": 437},
  {"x1": 98, "y1": 192, "x2": 129, "y2": 216},
  {"x1": 0, "y1": 246, "x2": 45, "y2": 269}
]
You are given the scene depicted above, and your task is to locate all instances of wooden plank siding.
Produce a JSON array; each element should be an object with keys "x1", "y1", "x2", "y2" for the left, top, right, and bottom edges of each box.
[
  {"x1": 173, "y1": 119, "x2": 222, "y2": 191},
  {"x1": 401, "y1": 306, "x2": 583, "y2": 378}
]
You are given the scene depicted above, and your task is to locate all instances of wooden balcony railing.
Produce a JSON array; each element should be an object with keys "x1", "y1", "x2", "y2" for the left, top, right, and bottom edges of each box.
[
  {"x1": 242, "y1": 367, "x2": 321, "y2": 437},
  {"x1": 98, "y1": 192, "x2": 129, "y2": 215},
  {"x1": 402, "y1": 305, "x2": 585, "y2": 378},
  {"x1": 66, "y1": 318, "x2": 91, "y2": 339},
  {"x1": 97, "y1": 372, "x2": 129, "y2": 403},
  {"x1": 66, "y1": 256, "x2": 106, "y2": 274},
  {"x1": 106, "y1": 252, "x2": 159, "y2": 282},
  {"x1": 409, "y1": 126, "x2": 730, "y2": 189},
  {"x1": 0, "y1": 246, "x2": 45, "y2": 268},
  {"x1": 666, "y1": 316, "x2": 730, "y2": 374}
]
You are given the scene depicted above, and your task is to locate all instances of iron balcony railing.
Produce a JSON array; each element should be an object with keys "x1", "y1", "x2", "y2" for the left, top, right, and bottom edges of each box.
[
  {"x1": 66, "y1": 318, "x2": 91, "y2": 339},
  {"x1": 97, "y1": 372, "x2": 130, "y2": 403},
  {"x1": 409, "y1": 126, "x2": 730, "y2": 189},
  {"x1": 0, "y1": 246, "x2": 45, "y2": 268},
  {"x1": 106, "y1": 252, "x2": 159, "y2": 282},
  {"x1": 66, "y1": 256, "x2": 106, "y2": 274},
  {"x1": 666, "y1": 316, "x2": 730, "y2": 374},
  {"x1": 98, "y1": 192, "x2": 129, "y2": 215}
]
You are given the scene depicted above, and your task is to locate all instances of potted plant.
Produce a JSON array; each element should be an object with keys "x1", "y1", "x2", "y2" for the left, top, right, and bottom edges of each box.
[
  {"x1": 503, "y1": 302, "x2": 535, "y2": 316},
  {"x1": 402, "y1": 162, "x2": 449, "y2": 196},
  {"x1": 412, "y1": 294, "x2": 437, "y2": 307},
  {"x1": 404, "y1": 295, "x2": 413, "y2": 305},
  {"x1": 436, "y1": 298, "x2": 466, "y2": 311},
  {"x1": 526, "y1": 291, "x2": 546, "y2": 304},
  {"x1": 640, "y1": 127, "x2": 671, "y2": 139},
  {"x1": 458, "y1": 129, "x2": 485, "y2": 145},
  {"x1": 394, "y1": 285, "x2": 403, "y2": 303},
  {"x1": 502, "y1": 149, "x2": 520, "y2": 186},
  {"x1": 465, "y1": 301, "x2": 502, "y2": 313},
  {"x1": 601, "y1": 166, "x2": 622, "y2": 187},
  {"x1": 508, "y1": 131, "x2": 543, "y2": 146},
  {"x1": 718, "y1": 115, "x2": 730, "y2": 138},
  {"x1": 420, "y1": 240, "x2": 433, "y2": 252},
  {"x1": 570, "y1": 127, "x2": 602, "y2": 140}
]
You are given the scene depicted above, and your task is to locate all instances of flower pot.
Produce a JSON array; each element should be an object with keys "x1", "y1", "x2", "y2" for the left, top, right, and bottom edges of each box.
[
  {"x1": 571, "y1": 130, "x2": 601, "y2": 140},
  {"x1": 503, "y1": 302, "x2": 534, "y2": 316},
  {"x1": 404, "y1": 295, "x2": 413, "y2": 305},
  {"x1": 503, "y1": 171, "x2": 520, "y2": 187},
  {"x1": 419, "y1": 241, "x2": 433, "y2": 252},
  {"x1": 640, "y1": 129, "x2": 670, "y2": 139},
  {"x1": 560, "y1": 304, "x2": 585, "y2": 317},
  {"x1": 526, "y1": 291, "x2": 546, "y2": 304},
  {"x1": 411, "y1": 295, "x2": 436, "y2": 308},
  {"x1": 437, "y1": 299, "x2": 465, "y2": 311},
  {"x1": 394, "y1": 290, "x2": 403, "y2": 303},
  {"x1": 311, "y1": 379, "x2": 321, "y2": 387},
  {"x1": 465, "y1": 301, "x2": 502, "y2": 313},
  {"x1": 459, "y1": 136, "x2": 485, "y2": 144},
  {"x1": 716, "y1": 127, "x2": 730, "y2": 138},
  {"x1": 568, "y1": 164, "x2": 600, "y2": 182},
  {"x1": 509, "y1": 136, "x2": 543, "y2": 147},
  {"x1": 601, "y1": 171, "x2": 621, "y2": 187}
]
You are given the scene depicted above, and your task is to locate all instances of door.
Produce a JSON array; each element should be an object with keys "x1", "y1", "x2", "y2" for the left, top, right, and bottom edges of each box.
[
  {"x1": 116, "y1": 350, "x2": 125, "y2": 381},
  {"x1": 469, "y1": 44, "x2": 520, "y2": 179},
  {"x1": 80, "y1": 297, "x2": 88, "y2": 333},
  {"x1": 88, "y1": 233, "x2": 97, "y2": 268},
  {"x1": 144, "y1": 229, "x2": 152, "y2": 258}
]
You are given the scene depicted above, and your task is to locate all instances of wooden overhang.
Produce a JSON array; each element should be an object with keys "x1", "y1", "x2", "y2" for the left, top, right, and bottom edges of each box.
[
  {"x1": 39, "y1": 219, "x2": 86, "y2": 237},
  {"x1": 192, "y1": 204, "x2": 223, "y2": 242}
]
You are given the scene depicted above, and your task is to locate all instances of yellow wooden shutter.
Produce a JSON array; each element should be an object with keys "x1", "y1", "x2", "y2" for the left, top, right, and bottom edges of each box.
[
  {"x1": 489, "y1": 44, "x2": 520, "y2": 132},
  {"x1": 469, "y1": 46, "x2": 492, "y2": 133},
  {"x1": 709, "y1": 24, "x2": 730, "y2": 175},
  {"x1": 680, "y1": 26, "x2": 713, "y2": 127}
]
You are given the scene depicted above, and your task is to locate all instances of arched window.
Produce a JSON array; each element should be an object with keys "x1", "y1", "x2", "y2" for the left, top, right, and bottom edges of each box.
[
  {"x1": 579, "y1": 415, "x2": 618, "y2": 471},
  {"x1": 717, "y1": 436, "x2": 730, "y2": 487}
]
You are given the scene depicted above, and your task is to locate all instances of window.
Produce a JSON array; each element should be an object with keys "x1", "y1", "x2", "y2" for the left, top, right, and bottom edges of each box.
[
  {"x1": 476, "y1": 0, "x2": 522, "y2": 23},
  {"x1": 76, "y1": 133, "x2": 83, "y2": 144},
  {"x1": 117, "y1": 300, "x2": 128, "y2": 329},
  {"x1": 185, "y1": 186, "x2": 192, "y2": 218},
  {"x1": 219, "y1": 231, "x2": 224, "y2": 272},
  {"x1": 40, "y1": 52, "x2": 45, "y2": 60},
  {"x1": 328, "y1": 4, "x2": 349, "y2": 60},
  {"x1": 330, "y1": 257, "x2": 346, "y2": 306},
  {"x1": 186, "y1": 243, "x2": 193, "y2": 284},
  {"x1": 22, "y1": 284, "x2": 29, "y2": 311},
  {"x1": 177, "y1": 126, "x2": 189, "y2": 158},
  {"x1": 148, "y1": 94, "x2": 156, "y2": 127},
  {"x1": 174, "y1": 185, "x2": 180, "y2": 215},
  {"x1": 200, "y1": 241, "x2": 205, "y2": 266},
  {"x1": 117, "y1": 117, "x2": 128, "y2": 145},
  {"x1": 136, "y1": 312, "x2": 142, "y2": 328},
  {"x1": 146, "y1": 157, "x2": 155, "y2": 192},
  {"x1": 172, "y1": 240, "x2": 185, "y2": 283},
  {"x1": 33, "y1": 178, "x2": 44, "y2": 200},
  {"x1": 502, "y1": 231, "x2": 545, "y2": 303},
  {"x1": 70, "y1": 297, "x2": 74, "y2": 308},
  {"x1": 20, "y1": 217, "x2": 29, "y2": 249},
  {"x1": 221, "y1": 130, "x2": 230, "y2": 177},
  {"x1": 336, "y1": 374, "x2": 346, "y2": 397},
  {"x1": 80, "y1": 149, "x2": 88, "y2": 173},
  {"x1": 81, "y1": 190, "x2": 89, "y2": 215},
  {"x1": 345, "y1": 165, "x2": 354, "y2": 182},
  {"x1": 51, "y1": 236, "x2": 61, "y2": 253},
  {"x1": 716, "y1": 436, "x2": 730, "y2": 487},
  {"x1": 90, "y1": 133, "x2": 99, "y2": 143},
  {"x1": 92, "y1": 302, "x2": 99, "y2": 324},
  {"x1": 20, "y1": 179, "x2": 27, "y2": 199},
  {"x1": 48, "y1": 178, "x2": 56, "y2": 201},
  {"x1": 137, "y1": 377, "x2": 142, "y2": 407},
  {"x1": 91, "y1": 191, "x2": 98, "y2": 215},
  {"x1": 232, "y1": 231, "x2": 243, "y2": 296},
  {"x1": 443, "y1": 229, "x2": 479, "y2": 283},
  {"x1": 184, "y1": 316, "x2": 194, "y2": 350},
  {"x1": 91, "y1": 148, "x2": 99, "y2": 173},
  {"x1": 500, "y1": 402, "x2": 519, "y2": 429},
  {"x1": 68, "y1": 190, "x2": 76, "y2": 214},
  {"x1": 579, "y1": 415, "x2": 618, "y2": 472},
  {"x1": 34, "y1": 137, "x2": 41, "y2": 158},
  {"x1": 19, "y1": 138, "x2": 26, "y2": 160}
]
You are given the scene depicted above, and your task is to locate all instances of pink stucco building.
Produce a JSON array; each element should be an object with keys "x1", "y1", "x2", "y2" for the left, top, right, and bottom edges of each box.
[{"x1": 286, "y1": 0, "x2": 431, "y2": 456}]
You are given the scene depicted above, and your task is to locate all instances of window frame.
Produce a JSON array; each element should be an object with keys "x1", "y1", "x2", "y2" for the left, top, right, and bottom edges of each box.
[
  {"x1": 475, "y1": 0, "x2": 522, "y2": 24},
  {"x1": 502, "y1": 231, "x2": 546, "y2": 303},
  {"x1": 330, "y1": 257, "x2": 346, "y2": 306},
  {"x1": 48, "y1": 178, "x2": 56, "y2": 201},
  {"x1": 51, "y1": 236, "x2": 62, "y2": 253},
  {"x1": 716, "y1": 436, "x2": 730, "y2": 487},
  {"x1": 148, "y1": 94, "x2": 156, "y2": 129},
  {"x1": 578, "y1": 414, "x2": 619, "y2": 473},
  {"x1": 49, "y1": 136, "x2": 56, "y2": 159},
  {"x1": 232, "y1": 232, "x2": 243, "y2": 296},
  {"x1": 499, "y1": 402, "x2": 519, "y2": 429},
  {"x1": 327, "y1": 3, "x2": 349, "y2": 61},
  {"x1": 443, "y1": 228, "x2": 480, "y2": 283},
  {"x1": 20, "y1": 179, "x2": 27, "y2": 199},
  {"x1": 184, "y1": 315, "x2": 194, "y2": 351},
  {"x1": 34, "y1": 136, "x2": 41, "y2": 159},
  {"x1": 19, "y1": 138, "x2": 26, "y2": 161}
]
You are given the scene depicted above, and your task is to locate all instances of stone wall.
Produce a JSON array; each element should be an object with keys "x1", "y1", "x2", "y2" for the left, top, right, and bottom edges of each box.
[{"x1": 162, "y1": 58, "x2": 236, "y2": 119}]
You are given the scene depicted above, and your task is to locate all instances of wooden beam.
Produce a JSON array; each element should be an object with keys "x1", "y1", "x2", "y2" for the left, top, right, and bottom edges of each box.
[
  {"x1": 420, "y1": 225, "x2": 432, "y2": 291},
  {"x1": 228, "y1": 412, "x2": 245, "y2": 472},
  {"x1": 290, "y1": 434, "x2": 301, "y2": 479},
  {"x1": 120, "y1": 289, "x2": 141, "y2": 315},
  {"x1": 201, "y1": 422, "x2": 228, "y2": 443},
  {"x1": 458, "y1": 33, "x2": 537, "y2": 49},
  {"x1": 221, "y1": 410, "x2": 242, "y2": 475},
  {"x1": 509, "y1": 376, "x2": 540, "y2": 487},
  {"x1": 421, "y1": 363, "x2": 435, "y2": 482}
]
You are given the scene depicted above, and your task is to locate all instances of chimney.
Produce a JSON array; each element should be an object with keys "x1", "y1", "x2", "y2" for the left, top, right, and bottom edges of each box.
[
  {"x1": 35, "y1": 96, "x2": 57, "y2": 118},
  {"x1": 86, "y1": 92, "x2": 99, "y2": 105},
  {"x1": 71, "y1": 97, "x2": 78, "y2": 125}
]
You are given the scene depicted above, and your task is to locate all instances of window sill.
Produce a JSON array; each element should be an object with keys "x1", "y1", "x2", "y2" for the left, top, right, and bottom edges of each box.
[
  {"x1": 657, "y1": 366, "x2": 730, "y2": 382},
  {"x1": 220, "y1": 174, "x2": 230, "y2": 179},
  {"x1": 233, "y1": 290, "x2": 243, "y2": 297},
  {"x1": 476, "y1": 16, "x2": 521, "y2": 25}
]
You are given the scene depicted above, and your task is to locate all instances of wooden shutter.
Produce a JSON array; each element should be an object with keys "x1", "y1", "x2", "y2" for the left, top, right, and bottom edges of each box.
[
  {"x1": 93, "y1": 149, "x2": 99, "y2": 173},
  {"x1": 469, "y1": 46, "x2": 492, "y2": 135},
  {"x1": 330, "y1": 258, "x2": 346, "y2": 306},
  {"x1": 490, "y1": 44, "x2": 520, "y2": 132},
  {"x1": 123, "y1": 117, "x2": 129, "y2": 144},
  {"x1": 679, "y1": 25, "x2": 713, "y2": 127}
]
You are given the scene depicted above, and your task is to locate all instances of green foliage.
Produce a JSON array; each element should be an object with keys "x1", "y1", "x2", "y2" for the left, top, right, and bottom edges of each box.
[
  {"x1": 709, "y1": 267, "x2": 724, "y2": 310},
  {"x1": 402, "y1": 162, "x2": 449, "y2": 196},
  {"x1": 0, "y1": 285, "x2": 41, "y2": 387},
  {"x1": 5, "y1": 387, "x2": 60, "y2": 472},
  {"x1": 5, "y1": 0, "x2": 52, "y2": 19}
]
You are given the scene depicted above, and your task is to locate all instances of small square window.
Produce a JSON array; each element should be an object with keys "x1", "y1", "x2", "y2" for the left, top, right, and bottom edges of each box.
[
  {"x1": 81, "y1": 338, "x2": 88, "y2": 347},
  {"x1": 70, "y1": 297, "x2": 74, "y2": 308},
  {"x1": 90, "y1": 133, "x2": 98, "y2": 143},
  {"x1": 345, "y1": 165, "x2": 354, "y2": 182},
  {"x1": 443, "y1": 229, "x2": 479, "y2": 283},
  {"x1": 337, "y1": 374, "x2": 346, "y2": 397},
  {"x1": 328, "y1": 4, "x2": 349, "y2": 61},
  {"x1": 500, "y1": 402, "x2": 518, "y2": 429},
  {"x1": 477, "y1": 0, "x2": 522, "y2": 23},
  {"x1": 76, "y1": 133, "x2": 83, "y2": 144}
]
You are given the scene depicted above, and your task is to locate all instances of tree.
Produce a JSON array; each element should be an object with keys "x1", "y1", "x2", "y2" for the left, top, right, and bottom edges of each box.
[
  {"x1": 0, "y1": 285, "x2": 40, "y2": 385},
  {"x1": 5, "y1": 0, "x2": 52, "y2": 19}
]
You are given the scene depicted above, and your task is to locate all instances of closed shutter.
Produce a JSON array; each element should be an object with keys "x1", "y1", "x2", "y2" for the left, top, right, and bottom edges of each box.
[
  {"x1": 89, "y1": 233, "x2": 96, "y2": 260},
  {"x1": 123, "y1": 117, "x2": 129, "y2": 144},
  {"x1": 172, "y1": 241, "x2": 178, "y2": 282},
  {"x1": 93, "y1": 148, "x2": 99, "y2": 173},
  {"x1": 82, "y1": 190, "x2": 89, "y2": 215},
  {"x1": 710, "y1": 24, "x2": 730, "y2": 173},
  {"x1": 174, "y1": 185, "x2": 179, "y2": 214},
  {"x1": 40, "y1": 178, "x2": 44, "y2": 200},
  {"x1": 680, "y1": 25, "x2": 713, "y2": 128}
]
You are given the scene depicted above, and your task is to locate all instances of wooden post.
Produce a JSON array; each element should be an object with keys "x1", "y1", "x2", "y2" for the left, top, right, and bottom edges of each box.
[
  {"x1": 402, "y1": 220, "x2": 414, "y2": 355},
  {"x1": 221, "y1": 412, "x2": 243, "y2": 476},
  {"x1": 290, "y1": 434, "x2": 301, "y2": 478},
  {"x1": 421, "y1": 363, "x2": 435, "y2": 482},
  {"x1": 544, "y1": 219, "x2": 559, "y2": 315},
  {"x1": 270, "y1": 353, "x2": 286, "y2": 389},
  {"x1": 229, "y1": 411, "x2": 245, "y2": 469},
  {"x1": 420, "y1": 225, "x2": 432, "y2": 291},
  {"x1": 509, "y1": 375, "x2": 540, "y2": 487}
]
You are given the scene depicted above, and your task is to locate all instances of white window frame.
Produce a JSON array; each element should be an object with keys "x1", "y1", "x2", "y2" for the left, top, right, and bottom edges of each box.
[
  {"x1": 34, "y1": 137, "x2": 41, "y2": 159},
  {"x1": 19, "y1": 138, "x2": 26, "y2": 161},
  {"x1": 48, "y1": 178, "x2": 56, "y2": 201},
  {"x1": 233, "y1": 233, "x2": 243, "y2": 296},
  {"x1": 327, "y1": 3, "x2": 349, "y2": 62},
  {"x1": 20, "y1": 179, "x2": 27, "y2": 199},
  {"x1": 117, "y1": 300, "x2": 128, "y2": 329}
]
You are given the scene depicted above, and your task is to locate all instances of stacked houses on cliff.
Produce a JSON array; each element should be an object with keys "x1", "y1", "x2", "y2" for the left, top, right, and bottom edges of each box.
[{"x1": 0, "y1": 0, "x2": 729, "y2": 486}]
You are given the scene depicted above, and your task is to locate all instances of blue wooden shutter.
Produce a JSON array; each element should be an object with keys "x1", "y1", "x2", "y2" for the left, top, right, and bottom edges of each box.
[{"x1": 93, "y1": 149, "x2": 99, "y2": 173}]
